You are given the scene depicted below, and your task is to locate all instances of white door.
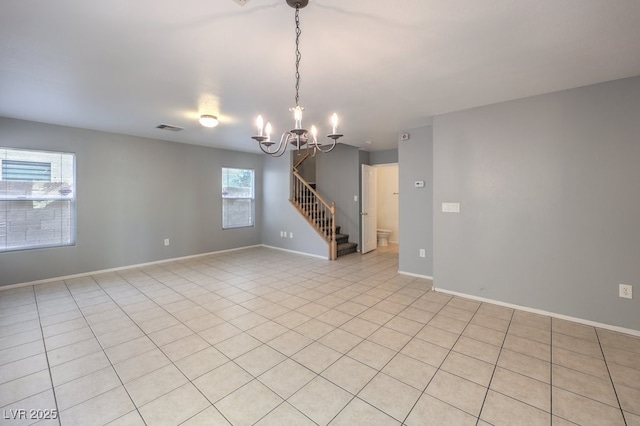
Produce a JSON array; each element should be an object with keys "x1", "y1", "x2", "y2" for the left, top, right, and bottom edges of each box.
[{"x1": 361, "y1": 164, "x2": 378, "y2": 253}]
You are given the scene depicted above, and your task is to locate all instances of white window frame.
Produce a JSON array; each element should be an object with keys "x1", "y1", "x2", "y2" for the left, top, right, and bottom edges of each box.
[
  {"x1": 221, "y1": 167, "x2": 255, "y2": 229},
  {"x1": 0, "y1": 147, "x2": 76, "y2": 252}
]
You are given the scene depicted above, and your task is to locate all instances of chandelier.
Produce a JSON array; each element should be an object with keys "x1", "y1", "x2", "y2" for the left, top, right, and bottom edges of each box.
[{"x1": 251, "y1": 0, "x2": 343, "y2": 157}]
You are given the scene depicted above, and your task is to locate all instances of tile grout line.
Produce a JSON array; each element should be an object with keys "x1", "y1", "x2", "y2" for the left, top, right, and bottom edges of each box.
[
  {"x1": 31, "y1": 285, "x2": 62, "y2": 426},
  {"x1": 263, "y1": 276, "x2": 419, "y2": 424},
  {"x1": 398, "y1": 294, "x2": 482, "y2": 425},
  {"x1": 471, "y1": 304, "x2": 514, "y2": 426},
  {"x1": 97, "y1": 269, "x2": 236, "y2": 426},
  {"x1": 197, "y1": 252, "x2": 393, "y2": 424},
  {"x1": 60, "y1": 276, "x2": 149, "y2": 426},
  {"x1": 594, "y1": 328, "x2": 628, "y2": 426},
  {"x1": 251, "y1": 271, "x2": 434, "y2": 425},
  {"x1": 111, "y1": 258, "x2": 299, "y2": 424},
  {"x1": 115, "y1": 258, "x2": 351, "y2": 424},
  {"x1": 550, "y1": 322, "x2": 629, "y2": 424},
  {"x1": 321, "y1": 287, "x2": 432, "y2": 424}
]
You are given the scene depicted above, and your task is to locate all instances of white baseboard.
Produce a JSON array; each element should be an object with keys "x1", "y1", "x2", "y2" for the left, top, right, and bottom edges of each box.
[
  {"x1": 398, "y1": 270, "x2": 434, "y2": 281},
  {"x1": 0, "y1": 245, "x2": 264, "y2": 291},
  {"x1": 260, "y1": 245, "x2": 329, "y2": 260},
  {"x1": 434, "y1": 287, "x2": 640, "y2": 337}
]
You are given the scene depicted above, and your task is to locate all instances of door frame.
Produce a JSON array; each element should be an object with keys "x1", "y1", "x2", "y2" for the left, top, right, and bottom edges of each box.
[{"x1": 361, "y1": 164, "x2": 378, "y2": 254}]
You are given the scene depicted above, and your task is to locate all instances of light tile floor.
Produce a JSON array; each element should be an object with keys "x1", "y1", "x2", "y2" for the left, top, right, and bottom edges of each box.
[{"x1": 1, "y1": 245, "x2": 639, "y2": 425}]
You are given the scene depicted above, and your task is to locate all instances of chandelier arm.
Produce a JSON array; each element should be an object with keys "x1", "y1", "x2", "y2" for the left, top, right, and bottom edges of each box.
[
  {"x1": 257, "y1": 133, "x2": 288, "y2": 157},
  {"x1": 307, "y1": 142, "x2": 317, "y2": 157},
  {"x1": 260, "y1": 143, "x2": 287, "y2": 157},
  {"x1": 275, "y1": 132, "x2": 292, "y2": 156},
  {"x1": 258, "y1": 142, "x2": 282, "y2": 157},
  {"x1": 271, "y1": 132, "x2": 294, "y2": 157},
  {"x1": 314, "y1": 139, "x2": 337, "y2": 153}
]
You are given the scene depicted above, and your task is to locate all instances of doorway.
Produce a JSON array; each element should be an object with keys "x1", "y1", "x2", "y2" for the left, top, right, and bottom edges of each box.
[
  {"x1": 375, "y1": 164, "x2": 399, "y2": 246},
  {"x1": 361, "y1": 163, "x2": 399, "y2": 254}
]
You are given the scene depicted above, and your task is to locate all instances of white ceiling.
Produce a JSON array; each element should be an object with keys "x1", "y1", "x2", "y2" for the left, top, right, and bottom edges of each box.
[{"x1": 1, "y1": 0, "x2": 640, "y2": 153}]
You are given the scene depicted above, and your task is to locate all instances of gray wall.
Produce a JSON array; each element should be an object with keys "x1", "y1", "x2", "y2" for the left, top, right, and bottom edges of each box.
[
  {"x1": 261, "y1": 152, "x2": 328, "y2": 258},
  {"x1": 433, "y1": 76, "x2": 640, "y2": 330},
  {"x1": 370, "y1": 149, "x2": 398, "y2": 165},
  {"x1": 316, "y1": 144, "x2": 363, "y2": 250},
  {"x1": 398, "y1": 126, "x2": 433, "y2": 277},
  {"x1": 0, "y1": 118, "x2": 263, "y2": 286}
]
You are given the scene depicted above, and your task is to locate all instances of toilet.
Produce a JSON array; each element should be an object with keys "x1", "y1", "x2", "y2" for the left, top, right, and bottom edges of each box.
[{"x1": 376, "y1": 229, "x2": 392, "y2": 246}]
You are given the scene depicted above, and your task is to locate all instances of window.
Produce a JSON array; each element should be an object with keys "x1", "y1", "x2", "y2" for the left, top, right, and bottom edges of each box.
[
  {"x1": 0, "y1": 148, "x2": 76, "y2": 252},
  {"x1": 222, "y1": 167, "x2": 254, "y2": 229}
]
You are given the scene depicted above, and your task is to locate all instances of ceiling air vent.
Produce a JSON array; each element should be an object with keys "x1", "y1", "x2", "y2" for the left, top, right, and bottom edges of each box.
[
  {"x1": 156, "y1": 124, "x2": 183, "y2": 132},
  {"x1": 232, "y1": 0, "x2": 250, "y2": 5}
]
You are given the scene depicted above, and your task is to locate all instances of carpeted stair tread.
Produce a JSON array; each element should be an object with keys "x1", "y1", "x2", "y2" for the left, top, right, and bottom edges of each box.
[
  {"x1": 337, "y1": 242, "x2": 358, "y2": 257},
  {"x1": 335, "y1": 233, "x2": 349, "y2": 244}
]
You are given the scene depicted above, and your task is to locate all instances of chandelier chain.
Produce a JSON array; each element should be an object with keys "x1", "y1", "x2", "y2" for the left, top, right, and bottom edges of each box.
[{"x1": 294, "y1": 5, "x2": 301, "y2": 107}]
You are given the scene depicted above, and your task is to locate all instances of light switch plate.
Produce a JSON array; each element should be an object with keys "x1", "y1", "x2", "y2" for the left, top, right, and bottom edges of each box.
[{"x1": 442, "y1": 202, "x2": 461, "y2": 213}]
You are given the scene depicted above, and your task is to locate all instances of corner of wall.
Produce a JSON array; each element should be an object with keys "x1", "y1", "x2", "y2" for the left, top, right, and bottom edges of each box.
[{"x1": 398, "y1": 125, "x2": 434, "y2": 277}]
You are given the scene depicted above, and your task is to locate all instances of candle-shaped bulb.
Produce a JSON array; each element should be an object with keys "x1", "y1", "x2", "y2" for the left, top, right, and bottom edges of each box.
[
  {"x1": 293, "y1": 106, "x2": 303, "y2": 129},
  {"x1": 265, "y1": 122, "x2": 272, "y2": 141},
  {"x1": 256, "y1": 115, "x2": 264, "y2": 136},
  {"x1": 311, "y1": 125, "x2": 318, "y2": 143},
  {"x1": 331, "y1": 113, "x2": 339, "y2": 134}
]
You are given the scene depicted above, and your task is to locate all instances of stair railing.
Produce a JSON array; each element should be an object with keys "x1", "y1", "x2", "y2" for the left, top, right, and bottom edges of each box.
[{"x1": 291, "y1": 154, "x2": 337, "y2": 260}]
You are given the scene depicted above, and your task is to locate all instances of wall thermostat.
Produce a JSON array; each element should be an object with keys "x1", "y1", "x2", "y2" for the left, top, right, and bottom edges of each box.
[{"x1": 414, "y1": 180, "x2": 425, "y2": 188}]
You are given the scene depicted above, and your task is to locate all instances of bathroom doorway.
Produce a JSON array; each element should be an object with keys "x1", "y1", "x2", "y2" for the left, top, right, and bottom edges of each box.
[{"x1": 375, "y1": 164, "x2": 399, "y2": 248}]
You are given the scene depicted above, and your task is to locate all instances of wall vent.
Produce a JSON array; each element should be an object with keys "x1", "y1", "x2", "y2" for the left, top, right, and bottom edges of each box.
[{"x1": 156, "y1": 124, "x2": 183, "y2": 132}]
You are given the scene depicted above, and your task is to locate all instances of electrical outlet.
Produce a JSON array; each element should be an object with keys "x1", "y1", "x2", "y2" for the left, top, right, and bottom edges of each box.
[
  {"x1": 289, "y1": 232, "x2": 293, "y2": 239},
  {"x1": 619, "y1": 284, "x2": 632, "y2": 299},
  {"x1": 164, "y1": 238, "x2": 170, "y2": 246},
  {"x1": 419, "y1": 249, "x2": 426, "y2": 258}
]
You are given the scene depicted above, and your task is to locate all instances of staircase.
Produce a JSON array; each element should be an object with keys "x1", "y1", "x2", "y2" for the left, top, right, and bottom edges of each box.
[{"x1": 290, "y1": 154, "x2": 358, "y2": 259}]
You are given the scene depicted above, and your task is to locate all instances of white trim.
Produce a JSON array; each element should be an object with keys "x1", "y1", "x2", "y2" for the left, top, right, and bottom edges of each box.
[
  {"x1": 434, "y1": 287, "x2": 640, "y2": 337},
  {"x1": 260, "y1": 244, "x2": 329, "y2": 260},
  {"x1": 399, "y1": 270, "x2": 434, "y2": 280},
  {"x1": 0, "y1": 245, "x2": 263, "y2": 291}
]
